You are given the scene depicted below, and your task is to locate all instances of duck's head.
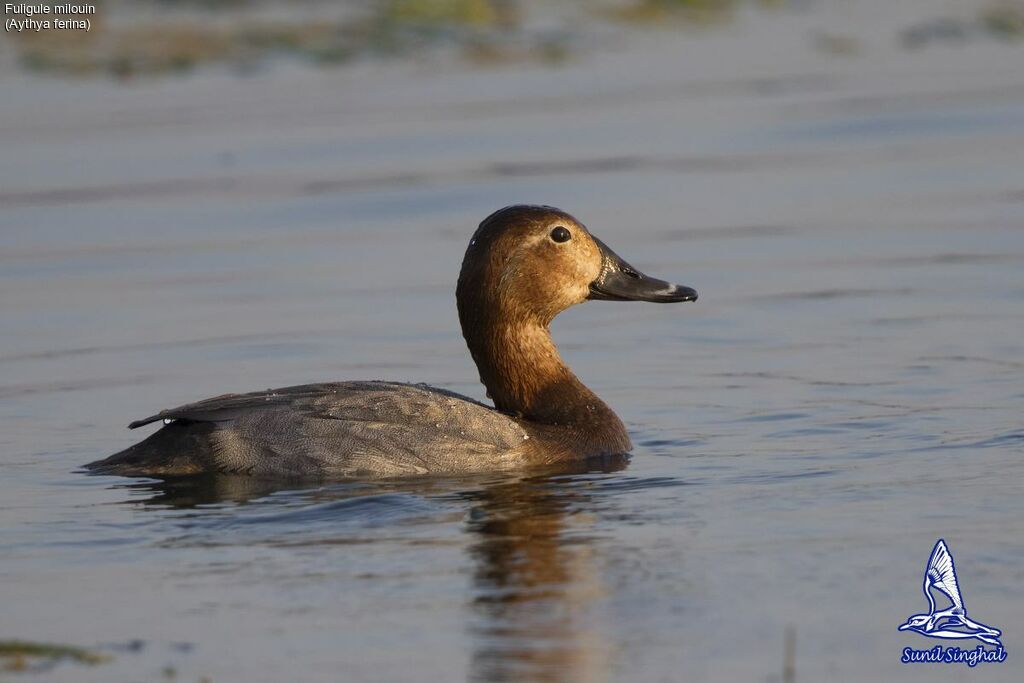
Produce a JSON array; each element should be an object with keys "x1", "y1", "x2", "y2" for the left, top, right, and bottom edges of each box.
[{"x1": 457, "y1": 205, "x2": 697, "y2": 326}]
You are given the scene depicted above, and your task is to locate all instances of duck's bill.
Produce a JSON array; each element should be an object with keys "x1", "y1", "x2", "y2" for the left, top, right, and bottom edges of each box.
[{"x1": 587, "y1": 237, "x2": 697, "y2": 303}]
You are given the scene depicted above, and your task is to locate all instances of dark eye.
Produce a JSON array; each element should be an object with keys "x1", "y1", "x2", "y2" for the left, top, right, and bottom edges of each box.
[{"x1": 550, "y1": 226, "x2": 571, "y2": 243}]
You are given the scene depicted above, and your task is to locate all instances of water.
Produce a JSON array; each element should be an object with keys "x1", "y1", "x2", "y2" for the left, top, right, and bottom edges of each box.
[{"x1": 2, "y1": 3, "x2": 1023, "y2": 681}]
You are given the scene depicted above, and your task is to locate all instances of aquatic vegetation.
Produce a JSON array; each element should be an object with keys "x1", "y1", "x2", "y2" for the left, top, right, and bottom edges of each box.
[
  {"x1": 7, "y1": 1, "x2": 1020, "y2": 79},
  {"x1": 0, "y1": 640, "x2": 109, "y2": 672},
  {"x1": 609, "y1": 0, "x2": 740, "y2": 24},
  {"x1": 982, "y1": 1, "x2": 1024, "y2": 39},
  {"x1": 381, "y1": 0, "x2": 509, "y2": 27},
  {"x1": 8, "y1": 0, "x2": 572, "y2": 77},
  {"x1": 607, "y1": 0, "x2": 786, "y2": 25},
  {"x1": 8, "y1": 0, "x2": 783, "y2": 78},
  {"x1": 900, "y1": 1, "x2": 1024, "y2": 48},
  {"x1": 14, "y1": 19, "x2": 364, "y2": 77}
]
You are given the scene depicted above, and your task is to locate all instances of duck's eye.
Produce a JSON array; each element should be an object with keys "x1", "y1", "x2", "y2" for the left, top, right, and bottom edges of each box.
[{"x1": 550, "y1": 226, "x2": 571, "y2": 243}]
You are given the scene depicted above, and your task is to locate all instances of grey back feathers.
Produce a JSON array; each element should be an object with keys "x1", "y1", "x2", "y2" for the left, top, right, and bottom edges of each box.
[{"x1": 91, "y1": 382, "x2": 532, "y2": 478}]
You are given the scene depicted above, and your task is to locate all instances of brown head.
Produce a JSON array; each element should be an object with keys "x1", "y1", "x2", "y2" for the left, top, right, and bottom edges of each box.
[{"x1": 456, "y1": 205, "x2": 696, "y2": 438}]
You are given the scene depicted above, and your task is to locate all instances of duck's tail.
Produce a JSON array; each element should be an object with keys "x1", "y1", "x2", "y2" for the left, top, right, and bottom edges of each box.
[{"x1": 85, "y1": 421, "x2": 215, "y2": 477}]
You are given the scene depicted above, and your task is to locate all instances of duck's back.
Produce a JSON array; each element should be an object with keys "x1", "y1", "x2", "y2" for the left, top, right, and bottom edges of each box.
[{"x1": 88, "y1": 382, "x2": 533, "y2": 478}]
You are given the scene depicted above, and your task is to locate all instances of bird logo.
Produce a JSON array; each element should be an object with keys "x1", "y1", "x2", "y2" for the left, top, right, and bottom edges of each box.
[{"x1": 898, "y1": 539, "x2": 1002, "y2": 647}]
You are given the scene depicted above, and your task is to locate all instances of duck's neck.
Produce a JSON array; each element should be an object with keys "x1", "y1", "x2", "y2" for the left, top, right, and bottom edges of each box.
[{"x1": 463, "y1": 319, "x2": 631, "y2": 453}]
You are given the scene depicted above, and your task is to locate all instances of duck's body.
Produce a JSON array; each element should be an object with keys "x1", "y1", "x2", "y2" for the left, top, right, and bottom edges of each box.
[
  {"x1": 89, "y1": 381, "x2": 619, "y2": 477},
  {"x1": 91, "y1": 382, "x2": 525, "y2": 477},
  {"x1": 88, "y1": 206, "x2": 695, "y2": 479}
]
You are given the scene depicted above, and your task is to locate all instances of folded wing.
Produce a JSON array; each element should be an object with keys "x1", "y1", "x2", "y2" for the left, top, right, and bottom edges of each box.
[{"x1": 120, "y1": 381, "x2": 531, "y2": 477}]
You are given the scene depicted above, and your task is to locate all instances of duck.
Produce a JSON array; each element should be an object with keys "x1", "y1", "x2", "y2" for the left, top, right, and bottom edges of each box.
[{"x1": 86, "y1": 205, "x2": 697, "y2": 478}]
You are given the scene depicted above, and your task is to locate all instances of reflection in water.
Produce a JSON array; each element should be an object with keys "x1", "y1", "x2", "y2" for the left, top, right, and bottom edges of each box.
[
  {"x1": 109, "y1": 456, "x2": 632, "y2": 680},
  {"x1": 463, "y1": 456, "x2": 628, "y2": 683},
  {"x1": 113, "y1": 473, "x2": 292, "y2": 508}
]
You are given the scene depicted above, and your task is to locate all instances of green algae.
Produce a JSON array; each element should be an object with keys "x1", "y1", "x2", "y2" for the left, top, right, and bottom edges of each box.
[{"x1": 0, "y1": 640, "x2": 110, "y2": 672}]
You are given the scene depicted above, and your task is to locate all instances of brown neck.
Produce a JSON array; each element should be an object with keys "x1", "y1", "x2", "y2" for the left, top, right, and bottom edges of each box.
[{"x1": 461, "y1": 317, "x2": 631, "y2": 453}]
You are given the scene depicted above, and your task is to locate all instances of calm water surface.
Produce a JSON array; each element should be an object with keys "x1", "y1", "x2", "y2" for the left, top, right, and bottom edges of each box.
[{"x1": 1, "y1": 5, "x2": 1023, "y2": 681}]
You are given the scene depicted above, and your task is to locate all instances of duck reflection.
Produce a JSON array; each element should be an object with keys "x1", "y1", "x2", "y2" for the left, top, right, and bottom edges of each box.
[
  {"x1": 463, "y1": 455, "x2": 627, "y2": 683},
  {"x1": 102, "y1": 455, "x2": 629, "y2": 681},
  {"x1": 111, "y1": 473, "x2": 291, "y2": 508}
]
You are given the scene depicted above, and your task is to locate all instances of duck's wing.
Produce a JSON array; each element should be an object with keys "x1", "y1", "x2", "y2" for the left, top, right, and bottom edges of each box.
[
  {"x1": 127, "y1": 383, "x2": 354, "y2": 429},
  {"x1": 123, "y1": 382, "x2": 532, "y2": 477},
  {"x1": 926, "y1": 540, "x2": 965, "y2": 613}
]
